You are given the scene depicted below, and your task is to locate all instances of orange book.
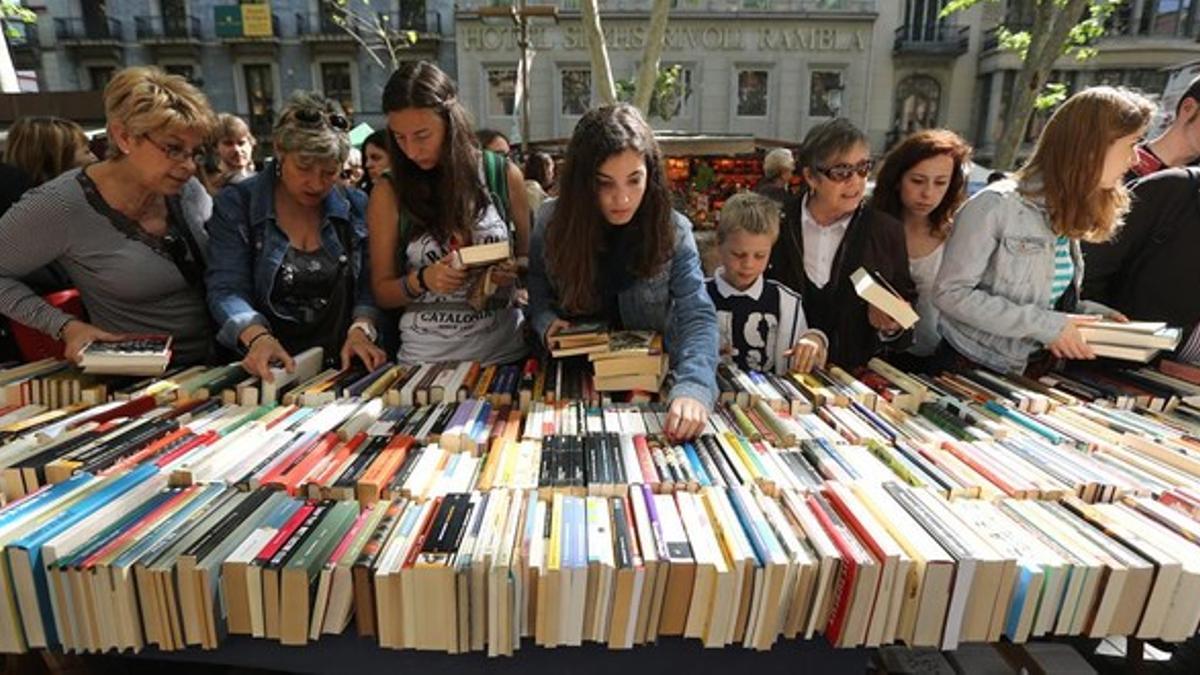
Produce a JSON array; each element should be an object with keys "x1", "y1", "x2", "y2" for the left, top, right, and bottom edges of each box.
[
  {"x1": 259, "y1": 433, "x2": 332, "y2": 492},
  {"x1": 311, "y1": 433, "x2": 369, "y2": 488},
  {"x1": 358, "y1": 434, "x2": 414, "y2": 504},
  {"x1": 275, "y1": 432, "x2": 341, "y2": 495},
  {"x1": 473, "y1": 365, "x2": 498, "y2": 399},
  {"x1": 458, "y1": 362, "x2": 482, "y2": 401}
]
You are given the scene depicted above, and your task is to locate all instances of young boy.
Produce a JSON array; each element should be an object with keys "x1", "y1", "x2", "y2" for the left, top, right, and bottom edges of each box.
[{"x1": 706, "y1": 192, "x2": 827, "y2": 375}]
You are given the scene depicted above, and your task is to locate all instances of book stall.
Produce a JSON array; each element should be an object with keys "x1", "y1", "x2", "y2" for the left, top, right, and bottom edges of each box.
[{"x1": 3, "y1": 335, "x2": 1200, "y2": 674}]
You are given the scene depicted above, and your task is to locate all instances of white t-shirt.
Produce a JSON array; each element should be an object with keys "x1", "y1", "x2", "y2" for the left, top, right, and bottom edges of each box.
[{"x1": 397, "y1": 201, "x2": 527, "y2": 365}]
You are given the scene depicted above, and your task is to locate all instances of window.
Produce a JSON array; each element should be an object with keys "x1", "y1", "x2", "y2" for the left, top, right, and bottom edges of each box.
[
  {"x1": 650, "y1": 64, "x2": 694, "y2": 121},
  {"x1": 485, "y1": 67, "x2": 517, "y2": 117},
  {"x1": 243, "y1": 63, "x2": 276, "y2": 141},
  {"x1": 1142, "y1": 0, "x2": 1195, "y2": 36},
  {"x1": 894, "y1": 74, "x2": 941, "y2": 134},
  {"x1": 320, "y1": 62, "x2": 355, "y2": 117},
  {"x1": 560, "y1": 68, "x2": 592, "y2": 116},
  {"x1": 161, "y1": 0, "x2": 189, "y2": 37},
  {"x1": 736, "y1": 69, "x2": 770, "y2": 117},
  {"x1": 1127, "y1": 69, "x2": 1169, "y2": 97},
  {"x1": 903, "y1": 0, "x2": 948, "y2": 41},
  {"x1": 809, "y1": 71, "x2": 843, "y2": 118},
  {"x1": 88, "y1": 66, "x2": 115, "y2": 91}
]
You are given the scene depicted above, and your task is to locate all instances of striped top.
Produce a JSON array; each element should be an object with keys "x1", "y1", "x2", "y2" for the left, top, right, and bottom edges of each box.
[{"x1": 1048, "y1": 236, "x2": 1074, "y2": 309}]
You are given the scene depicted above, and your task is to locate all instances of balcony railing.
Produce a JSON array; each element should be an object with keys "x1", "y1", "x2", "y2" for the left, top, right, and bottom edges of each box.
[
  {"x1": 54, "y1": 17, "x2": 123, "y2": 42},
  {"x1": 135, "y1": 15, "x2": 203, "y2": 41},
  {"x1": 894, "y1": 23, "x2": 969, "y2": 57},
  {"x1": 295, "y1": 13, "x2": 351, "y2": 38},
  {"x1": 378, "y1": 10, "x2": 442, "y2": 35},
  {"x1": 2, "y1": 19, "x2": 39, "y2": 50},
  {"x1": 460, "y1": 0, "x2": 876, "y2": 13}
]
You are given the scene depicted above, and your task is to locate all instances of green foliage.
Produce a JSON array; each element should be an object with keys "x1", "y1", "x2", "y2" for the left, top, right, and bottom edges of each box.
[
  {"x1": 1, "y1": 1, "x2": 36, "y2": 23},
  {"x1": 616, "y1": 65, "x2": 690, "y2": 122},
  {"x1": 1034, "y1": 82, "x2": 1068, "y2": 110}
]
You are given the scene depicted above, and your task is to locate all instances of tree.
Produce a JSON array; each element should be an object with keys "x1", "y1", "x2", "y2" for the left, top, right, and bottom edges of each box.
[
  {"x1": 579, "y1": 0, "x2": 675, "y2": 119},
  {"x1": 944, "y1": 0, "x2": 1123, "y2": 170},
  {"x1": 1, "y1": 1, "x2": 36, "y2": 94},
  {"x1": 322, "y1": 0, "x2": 417, "y2": 73}
]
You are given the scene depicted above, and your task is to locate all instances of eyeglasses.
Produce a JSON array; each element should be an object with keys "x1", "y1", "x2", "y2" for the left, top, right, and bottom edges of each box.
[
  {"x1": 143, "y1": 136, "x2": 205, "y2": 166},
  {"x1": 814, "y1": 159, "x2": 874, "y2": 182},
  {"x1": 292, "y1": 109, "x2": 351, "y2": 132}
]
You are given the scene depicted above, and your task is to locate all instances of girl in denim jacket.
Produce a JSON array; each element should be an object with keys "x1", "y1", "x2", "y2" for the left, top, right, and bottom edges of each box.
[
  {"x1": 528, "y1": 104, "x2": 720, "y2": 441},
  {"x1": 933, "y1": 87, "x2": 1153, "y2": 374}
]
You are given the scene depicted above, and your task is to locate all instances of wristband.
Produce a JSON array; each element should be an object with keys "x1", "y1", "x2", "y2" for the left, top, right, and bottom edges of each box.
[
  {"x1": 417, "y1": 265, "x2": 431, "y2": 293},
  {"x1": 401, "y1": 272, "x2": 421, "y2": 299},
  {"x1": 245, "y1": 331, "x2": 274, "y2": 351}
]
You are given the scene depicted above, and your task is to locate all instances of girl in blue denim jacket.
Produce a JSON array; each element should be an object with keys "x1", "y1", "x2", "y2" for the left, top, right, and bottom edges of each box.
[
  {"x1": 933, "y1": 87, "x2": 1153, "y2": 374},
  {"x1": 527, "y1": 104, "x2": 720, "y2": 441}
]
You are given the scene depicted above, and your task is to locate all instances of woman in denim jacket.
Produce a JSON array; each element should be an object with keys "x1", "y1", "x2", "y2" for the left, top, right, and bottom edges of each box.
[
  {"x1": 528, "y1": 104, "x2": 719, "y2": 441},
  {"x1": 206, "y1": 93, "x2": 386, "y2": 381},
  {"x1": 933, "y1": 87, "x2": 1152, "y2": 374}
]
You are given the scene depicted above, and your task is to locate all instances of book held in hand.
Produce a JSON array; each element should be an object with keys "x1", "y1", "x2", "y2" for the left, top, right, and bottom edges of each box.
[
  {"x1": 452, "y1": 242, "x2": 510, "y2": 269},
  {"x1": 1079, "y1": 320, "x2": 1182, "y2": 363},
  {"x1": 850, "y1": 267, "x2": 919, "y2": 330},
  {"x1": 78, "y1": 335, "x2": 172, "y2": 376}
]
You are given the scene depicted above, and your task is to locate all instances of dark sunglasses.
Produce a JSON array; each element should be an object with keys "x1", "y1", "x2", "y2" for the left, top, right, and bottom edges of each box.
[
  {"x1": 292, "y1": 109, "x2": 350, "y2": 131},
  {"x1": 815, "y1": 159, "x2": 873, "y2": 182}
]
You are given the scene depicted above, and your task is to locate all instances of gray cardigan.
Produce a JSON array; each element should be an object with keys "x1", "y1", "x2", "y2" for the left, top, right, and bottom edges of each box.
[{"x1": 0, "y1": 167, "x2": 214, "y2": 364}]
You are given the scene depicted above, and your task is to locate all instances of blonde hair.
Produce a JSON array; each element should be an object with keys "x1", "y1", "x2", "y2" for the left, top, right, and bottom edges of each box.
[
  {"x1": 1017, "y1": 86, "x2": 1154, "y2": 242},
  {"x1": 103, "y1": 66, "x2": 215, "y2": 157},
  {"x1": 4, "y1": 117, "x2": 89, "y2": 186},
  {"x1": 717, "y1": 191, "x2": 780, "y2": 244},
  {"x1": 214, "y1": 113, "x2": 254, "y2": 145},
  {"x1": 273, "y1": 91, "x2": 350, "y2": 165},
  {"x1": 762, "y1": 148, "x2": 795, "y2": 181}
]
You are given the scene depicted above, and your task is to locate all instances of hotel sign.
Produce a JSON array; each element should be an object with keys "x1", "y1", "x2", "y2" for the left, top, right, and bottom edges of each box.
[{"x1": 461, "y1": 23, "x2": 868, "y2": 53}]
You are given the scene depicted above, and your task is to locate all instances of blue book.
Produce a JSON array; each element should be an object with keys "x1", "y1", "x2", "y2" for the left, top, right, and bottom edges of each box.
[
  {"x1": 725, "y1": 489, "x2": 767, "y2": 567},
  {"x1": 7, "y1": 463, "x2": 159, "y2": 647},
  {"x1": 112, "y1": 483, "x2": 233, "y2": 568},
  {"x1": 681, "y1": 442, "x2": 710, "y2": 487},
  {"x1": 0, "y1": 472, "x2": 94, "y2": 529}
]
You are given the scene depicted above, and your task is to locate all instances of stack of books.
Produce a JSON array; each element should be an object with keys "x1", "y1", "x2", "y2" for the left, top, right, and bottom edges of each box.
[
  {"x1": 78, "y1": 335, "x2": 173, "y2": 377},
  {"x1": 1078, "y1": 320, "x2": 1182, "y2": 363},
  {"x1": 549, "y1": 322, "x2": 611, "y2": 358},
  {"x1": 590, "y1": 331, "x2": 666, "y2": 393}
]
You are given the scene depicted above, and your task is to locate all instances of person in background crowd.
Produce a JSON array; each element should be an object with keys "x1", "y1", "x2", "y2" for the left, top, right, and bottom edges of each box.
[
  {"x1": 707, "y1": 192, "x2": 826, "y2": 375},
  {"x1": 767, "y1": 118, "x2": 916, "y2": 368},
  {"x1": 361, "y1": 129, "x2": 391, "y2": 192},
  {"x1": 870, "y1": 129, "x2": 971, "y2": 362},
  {"x1": 755, "y1": 147, "x2": 801, "y2": 227},
  {"x1": 342, "y1": 147, "x2": 364, "y2": 189},
  {"x1": 933, "y1": 86, "x2": 1150, "y2": 374},
  {"x1": 369, "y1": 61, "x2": 529, "y2": 365},
  {"x1": 477, "y1": 128, "x2": 511, "y2": 156},
  {"x1": 206, "y1": 92, "x2": 385, "y2": 381},
  {"x1": 0, "y1": 66, "x2": 216, "y2": 365},
  {"x1": 1125, "y1": 74, "x2": 1200, "y2": 182},
  {"x1": 987, "y1": 170, "x2": 1008, "y2": 184},
  {"x1": 523, "y1": 151, "x2": 555, "y2": 214},
  {"x1": 528, "y1": 103, "x2": 719, "y2": 441},
  {"x1": 3, "y1": 117, "x2": 96, "y2": 197},
  {"x1": 1083, "y1": 166, "x2": 1200, "y2": 364},
  {"x1": 212, "y1": 113, "x2": 256, "y2": 189}
]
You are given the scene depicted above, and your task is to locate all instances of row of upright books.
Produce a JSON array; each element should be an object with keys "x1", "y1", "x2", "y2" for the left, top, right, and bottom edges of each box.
[{"x1": 1, "y1": 353, "x2": 1200, "y2": 658}]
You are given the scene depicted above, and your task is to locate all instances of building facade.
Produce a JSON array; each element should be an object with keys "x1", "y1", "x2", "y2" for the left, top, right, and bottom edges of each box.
[{"x1": 4, "y1": 0, "x2": 456, "y2": 137}]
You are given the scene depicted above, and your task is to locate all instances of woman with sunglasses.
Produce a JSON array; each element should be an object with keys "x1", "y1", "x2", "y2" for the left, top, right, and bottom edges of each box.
[
  {"x1": 767, "y1": 118, "x2": 916, "y2": 368},
  {"x1": 206, "y1": 92, "x2": 386, "y2": 381},
  {"x1": 368, "y1": 61, "x2": 530, "y2": 366},
  {"x1": 932, "y1": 87, "x2": 1150, "y2": 375},
  {"x1": 528, "y1": 104, "x2": 720, "y2": 442},
  {"x1": 0, "y1": 66, "x2": 216, "y2": 365}
]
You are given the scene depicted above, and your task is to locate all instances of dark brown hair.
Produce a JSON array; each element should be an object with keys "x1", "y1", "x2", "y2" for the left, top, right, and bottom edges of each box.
[
  {"x1": 546, "y1": 104, "x2": 674, "y2": 315},
  {"x1": 870, "y1": 129, "x2": 971, "y2": 239},
  {"x1": 524, "y1": 151, "x2": 554, "y2": 191},
  {"x1": 381, "y1": 61, "x2": 486, "y2": 243}
]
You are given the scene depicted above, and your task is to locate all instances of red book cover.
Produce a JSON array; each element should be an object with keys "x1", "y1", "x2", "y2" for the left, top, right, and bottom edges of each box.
[
  {"x1": 81, "y1": 487, "x2": 197, "y2": 567},
  {"x1": 275, "y1": 432, "x2": 341, "y2": 494},
  {"x1": 263, "y1": 405, "x2": 299, "y2": 430},
  {"x1": 402, "y1": 497, "x2": 443, "y2": 568},
  {"x1": 254, "y1": 503, "x2": 315, "y2": 565},
  {"x1": 822, "y1": 484, "x2": 888, "y2": 641},
  {"x1": 939, "y1": 439, "x2": 1021, "y2": 498},
  {"x1": 77, "y1": 395, "x2": 157, "y2": 427},
  {"x1": 806, "y1": 493, "x2": 859, "y2": 646},
  {"x1": 633, "y1": 435, "x2": 658, "y2": 485},
  {"x1": 154, "y1": 429, "x2": 218, "y2": 468},
  {"x1": 106, "y1": 427, "x2": 190, "y2": 473},
  {"x1": 1160, "y1": 359, "x2": 1200, "y2": 386},
  {"x1": 312, "y1": 433, "x2": 369, "y2": 487},
  {"x1": 258, "y1": 433, "x2": 328, "y2": 489}
]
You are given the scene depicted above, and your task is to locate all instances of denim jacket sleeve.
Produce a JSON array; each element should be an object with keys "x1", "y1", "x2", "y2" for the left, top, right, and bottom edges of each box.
[
  {"x1": 933, "y1": 190, "x2": 1067, "y2": 346},
  {"x1": 664, "y1": 212, "x2": 720, "y2": 410},
  {"x1": 345, "y1": 188, "x2": 382, "y2": 326},
  {"x1": 527, "y1": 201, "x2": 561, "y2": 347},
  {"x1": 205, "y1": 183, "x2": 268, "y2": 350}
]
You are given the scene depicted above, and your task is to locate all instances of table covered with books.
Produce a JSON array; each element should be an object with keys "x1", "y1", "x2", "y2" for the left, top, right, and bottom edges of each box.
[{"x1": 2, "y1": 334, "x2": 1200, "y2": 670}]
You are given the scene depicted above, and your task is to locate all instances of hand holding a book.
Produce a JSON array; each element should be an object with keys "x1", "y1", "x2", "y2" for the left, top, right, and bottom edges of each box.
[
  {"x1": 486, "y1": 260, "x2": 519, "y2": 289},
  {"x1": 60, "y1": 319, "x2": 128, "y2": 363},
  {"x1": 341, "y1": 328, "x2": 387, "y2": 372},
  {"x1": 543, "y1": 317, "x2": 572, "y2": 348},
  {"x1": 424, "y1": 252, "x2": 469, "y2": 295},
  {"x1": 867, "y1": 306, "x2": 903, "y2": 335},
  {"x1": 788, "y1": 331, "x2": 828, "y2": 374},
  {"x1": 665, "y1": 396, "x2": 708, "y2": 442},
  {"x1": 1048, "y1": 315, "x2": 1100, "y2": 361},
  {"x1": 241, "y1": 329, "x2": 294, "y2": 383}
]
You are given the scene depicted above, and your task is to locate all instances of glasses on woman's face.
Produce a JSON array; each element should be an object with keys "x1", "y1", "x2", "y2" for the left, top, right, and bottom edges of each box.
[
  {"x1": 292, "y1": 109, "x2": 351, "y2": 131},
  {"x1": 143, "y1": 136, "x2": 205, "y2": 166},
  {"x1": 815, "y1": 159, "x2": 874, "y2": 183}
]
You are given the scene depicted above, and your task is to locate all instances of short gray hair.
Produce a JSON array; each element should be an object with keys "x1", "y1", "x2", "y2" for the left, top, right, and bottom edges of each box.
[
  {"x1": 798, "y1": 118, "x2": 867, "y2": 171},
  {"x1": 273, "y1": 91, "x2": 350, "y2": 164},
  {"x1": 763, "y1": 148, "x2": 795, "y2": 180}
]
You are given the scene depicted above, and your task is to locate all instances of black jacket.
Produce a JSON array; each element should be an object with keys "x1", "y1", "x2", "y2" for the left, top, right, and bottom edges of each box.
[
  {"x1": 1082, "y1": 167, "x2": 1200, "y2": 350},
  {"x1": 767, "y1": 191, "x2": 916, "y2": 368}
]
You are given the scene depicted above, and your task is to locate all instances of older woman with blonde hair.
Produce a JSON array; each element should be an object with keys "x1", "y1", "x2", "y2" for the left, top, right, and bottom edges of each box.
[
  {"x1": 0, "y1": 66, "x2": 216, "y2": 364},
  {"x1": 206, "y1": 92, "x2": 385, "y2": 381}
]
